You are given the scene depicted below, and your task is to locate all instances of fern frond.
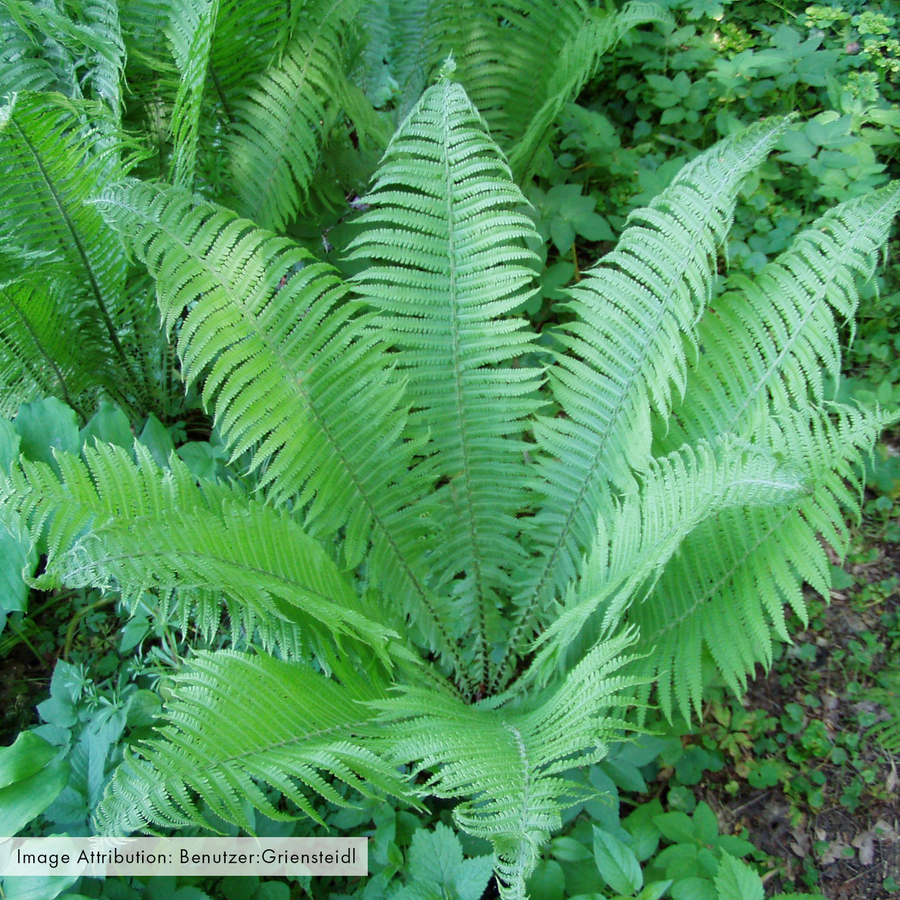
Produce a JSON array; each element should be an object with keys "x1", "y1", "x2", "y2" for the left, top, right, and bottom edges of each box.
[
  {"x1": 628, "y1": 404, "x2": 890, "y2": 720},
  {"x1": 95, "y1": 649, "x2": 411, "y2": 834},
  {"x1": 432, "y1": 0, "x2": 667, "y2": 180},
  {"x1": 377, "y1": 631, "x2": 641, "y2": 900},
  {"x1": 664, "y1": 183, "x2": 900, "y2": 448},
  {"x1": 0, "y1": 8, "x2": 58, "y2": 94},
  {"x1": 95, "y1": 180, "x2": 466, "y2": 673},
  {"x1": 227, "y1": 0, "x2": 361, "y2": 231},
  {"x1": 3, "y1": 0, "x2": 125, "y2": 118},
  {"x1": 506, "y1": 1, "x2": 670, "y2": 180},
  {"x1": 167, "y1": 0, "x2": 219, "y2": 189},
  {"x1": 501, "y1": 119, "x2": 789, "y2": 673},
  {"x1": 1, "y1": 443, "x2": 398, "y2": 657},
  {"x1": 0, "y1": 278, "x2": 104, "y2": 416},
  {"x1": 349, "y1": 78, "x2": 543, "y2": 683},
  {"x1": 0, "y1": 91, "x2": 150, "y2": 410},
  {"x1": 520, "y1": 437, "x2": 810, "y2": 689}
]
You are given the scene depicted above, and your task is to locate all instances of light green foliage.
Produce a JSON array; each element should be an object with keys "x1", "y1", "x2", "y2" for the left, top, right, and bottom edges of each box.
[{"x1": 0, "y1": 3, "x2": 897, "y2": 899}]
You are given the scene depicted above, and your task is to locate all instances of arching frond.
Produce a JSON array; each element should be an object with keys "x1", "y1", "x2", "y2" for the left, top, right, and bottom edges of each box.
[
  {"x1": 506, "y1": 1, "x2": 669, "y2": 180},
  {"x1": 0, "y1": 8, "x2": 58, "y2": 94},
  {"x1": 521, "y1": 438, "x2": 810, "y2": 689},
  {"x1": 3, "y1": 0, "x2": 125, "y2": 119},
  {"x1": 349, "y1": 78, "x2": 543, "y2": 683},
  {"x1": 628, "y1": 405, "x2": 890, "y2": 720},
  {"x1": 1, "y1": 443, "x2": 397, "y2": 658},
  {"x1": 0, "y1": 278, "x2": 106, "y2": 416},
  {"x1": 663, "y1": 183, "x2": 900, "y2": 448},
  {"x1": 94, "y1": 649, "x2": 412, "y2": 834},
  {"x1": 500, "y1": 119, "x2": 789, "y2": 675},
  {"x1": 227, "y1": 0, "x2": 361, "y2": 231},
  {"x1": 95, "y1": 180, "x2": 464, "y2": 671}
]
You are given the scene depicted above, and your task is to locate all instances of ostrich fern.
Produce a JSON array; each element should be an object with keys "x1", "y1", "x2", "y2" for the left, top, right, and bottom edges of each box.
[{"x1": 0, "y1": 3, "x2": 898, "y2": 899}]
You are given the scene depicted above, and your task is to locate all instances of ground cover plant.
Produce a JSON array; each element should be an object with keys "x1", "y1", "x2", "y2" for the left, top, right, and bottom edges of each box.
[{"x1": 0, "y1": 1, "x2": 898, "y2": 899}]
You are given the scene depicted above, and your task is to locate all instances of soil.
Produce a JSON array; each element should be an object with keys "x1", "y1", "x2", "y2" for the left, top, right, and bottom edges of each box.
[{"x1": 694, "y1": 538, "x2": 900, "y2": 899}]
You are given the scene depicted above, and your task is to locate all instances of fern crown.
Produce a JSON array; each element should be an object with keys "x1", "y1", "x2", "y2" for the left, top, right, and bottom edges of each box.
[{"x1": 0, "y1": 2, "x2": 897, "y2": 898}]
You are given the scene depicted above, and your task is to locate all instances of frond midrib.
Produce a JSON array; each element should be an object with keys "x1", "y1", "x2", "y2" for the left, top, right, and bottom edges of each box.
[
  {"x1": 10, "y1": 116, "x2": 131, "y2": 380},
  {"x1": 441, "y1": 91, "x2": 490, "y2": 683},
  {"x1": 642, "y1": 507, "x2": 794, "y2": 645}
]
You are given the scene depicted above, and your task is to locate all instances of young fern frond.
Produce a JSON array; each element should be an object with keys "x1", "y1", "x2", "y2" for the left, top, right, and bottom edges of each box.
[
  {"x1": 95, "y1": 650, "x2": 412, "y2": 834},
  {"x1": 500, "y1": 119, "x2": 790, "y2": 676},
  {"x1": 376, "y1": 631, "x2": 642, "y2": 900},
  {"x1": 349, "y1": 78, "x2": 543, "y2": 684}
]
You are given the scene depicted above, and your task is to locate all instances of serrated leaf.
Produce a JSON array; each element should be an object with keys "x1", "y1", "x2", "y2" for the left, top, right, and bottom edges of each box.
[{"x1": 713, "y1": 856, "x2": 764, "y2": 900}]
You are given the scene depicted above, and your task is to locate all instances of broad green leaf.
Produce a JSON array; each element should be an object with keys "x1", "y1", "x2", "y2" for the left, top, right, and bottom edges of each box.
[
  {"x1": 713, "y1": 856, "x2": 764, "y2": 900},
  {"x1": 0, "y1": 757, "x2": 70, "y2": 835},
  {"x1": 592, "y1": 827, "x2": 643, "y2": 895}
]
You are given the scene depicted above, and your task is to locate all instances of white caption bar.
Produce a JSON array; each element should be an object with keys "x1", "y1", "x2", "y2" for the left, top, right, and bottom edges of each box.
[{"x1": 1, "y1": 837, "x2": 368, "y2": 878}]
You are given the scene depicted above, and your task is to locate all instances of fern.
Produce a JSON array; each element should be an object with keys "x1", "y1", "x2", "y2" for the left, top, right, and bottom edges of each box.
[
  {"x1": 433, "y1": 0, "x2": 669, "y2": 179},
  {"x1": 226, "y1": 0, "x2": 362, "y2": 231},
  {"x1": 498, "y1": 118, "x2": 791, "y2": 683},
  {"x1": 0, "y1": 91, "x2": 160, "y2": 415},
  {"x1": 349, "y1": 78, "x2": 544, "y2": 685},
  {"x1": 0, "y1": 5, "x2": 898, "y2": 899},
  {"x1": 95, "y1": 649, "x2": 413, "y2": 833}
]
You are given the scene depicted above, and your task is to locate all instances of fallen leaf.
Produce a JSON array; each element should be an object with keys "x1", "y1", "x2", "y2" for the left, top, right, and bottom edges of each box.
[
  {"x1": 852, "y1": 830, "x2": 875, "y2": 866},
  {"x1": 873, "y1": 819, "x2": 899, "y2": 842},
  {"x1": 819, "y1": 839, "x2": 851, "y2": 866}
]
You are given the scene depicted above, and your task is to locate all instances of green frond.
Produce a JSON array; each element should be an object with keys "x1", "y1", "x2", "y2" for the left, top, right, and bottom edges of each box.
[
  {"x1": 94, "y1": 180, "x2": 464, "y2": 670},
  {"x1": 377, "y1": 631, "x2": 640, "y2": 900},
  {"x1": 502, "y1": 119, "x2": 789, "y2": 671},
  {"x1": 354, "y1": 0, "x2": 435, "y2": 117},
  {"x1": 521, "y1": 437, "x2": 810, "y2": 688},
  {"x1": 0, "y1": 278, "x2": 105, "y2": 416},
  {"x1": 1, "y1": 442, "x2": 398, "y2": 659},
  {"x1": 95, "y1": 649, "x2": 412, "y2": 834},
  {"x1": 227, "y1": 0, "x2": 361, "y2": 231},
  {"x1": 0, "y1": 8, "x2": 58, "y2": 94},
  {"x1": 0, "y1": 91, "x2": 150, "y2": 409},
  {"x1": 3, "y1": 0, "x2": 125, "y2": 119},
  {"x1": 167, "y1": 0, "x2": 219, "y2": 190},
  {"x1": 664, "y1": 183, "x2": 900, "y2": 448},
  {"x1": 75, "y1": 0, "x2": 127, "y2": 127},
  {"x1": 628, "y1": 405, "x2": 890, "y2": 720},
  {"x1": 506, "y1": 1, "x2": 670, "y2": 180},
  {"x1": 349, "y1": 79, "x2": 544, "y2": 682}
]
